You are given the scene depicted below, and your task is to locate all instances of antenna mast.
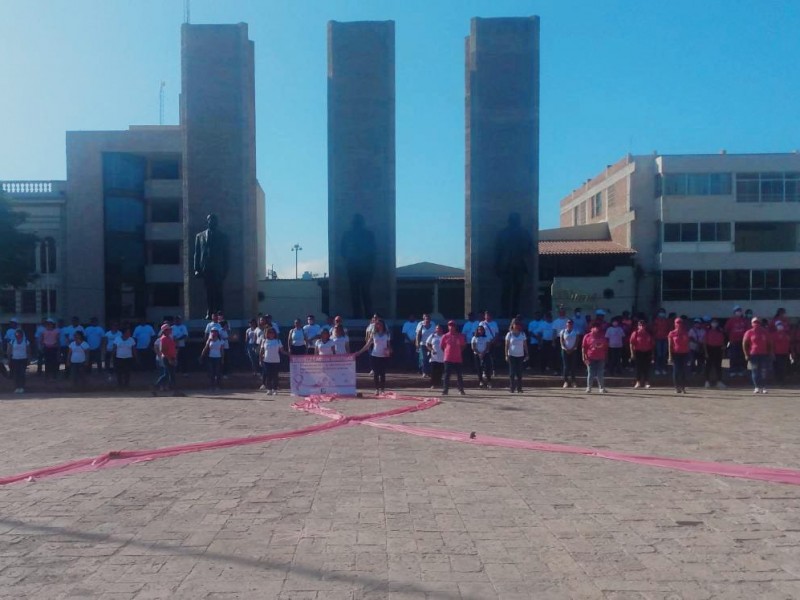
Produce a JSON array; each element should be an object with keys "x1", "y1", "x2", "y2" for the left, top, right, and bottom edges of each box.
[
  {"x1": 159, "y1": 81, "x2": 165, "y2": 125},
  {"x1": 183, "y1": 0, "x2": 190, "y2": 24}
]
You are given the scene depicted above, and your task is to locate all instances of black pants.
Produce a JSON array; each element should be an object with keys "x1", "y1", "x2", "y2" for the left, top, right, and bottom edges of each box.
[
  {"x1": 443, "y1": 362, "x2": 464, "y2": 392},
  {"x1": 508, "y1": 355, "x2": 524, "y2": 391},
  {"x1": 474, "y1": 353, "x2": 493, "y2": 384},
  {"x1": 290, "y1": 345, "x2": 306, "y2": 356},
  {"x1": 262, "y1": 362, "x2": 280, "y2": 390},
  {"x1": 116, "y1": 357, "x2": 133, "y2": 388},
  {"x1": 774, "y1": 354, "x2": 790, "y2": 384},
  {"x1": 634, "y1": 351, "x2": 652, "y2": 385},
  {"x1": 528, "y1": 344, "x2": 539, "y2": 372},
  {"x1": 608, "y1": 347, "x2": 623, "y2": 375},
  {"x1": 371, "y1": 355, "x2": 387, "y2": 390},
  {"x1": 104, "y1": 351, "x2": 115, "y2": 373},
  {"x1": 11, "y1": 358, "x2": 27, "y2": 388},
  {"x1": 430, "y1": 361, "x2": 444, "y2": 387},
  {"x1": 88, "y1": 349, "x2": 102, "y2": 373},
  {"x1": 705, "y1": 346, "x2": 723, "y2": 384},
  {"x1": 562, "y1": 349, "x2": 579, "y2": 383},
  {"x1": 43, "y1": 346, "x2": 59, "y2": 378}
]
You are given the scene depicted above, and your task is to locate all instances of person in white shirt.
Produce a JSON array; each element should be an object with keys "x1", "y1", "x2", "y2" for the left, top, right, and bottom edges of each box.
[
  {"x1": 401, "y1": 314, "x2": 419, "y2": 372},
  {"x1": 505, "y1": 318, "x2": 529, "y2": 394},
  {"x1": 68, "y1": 330, "x2": 91, "y2": 389},
  {"x1": 426, "y1": 324, "x2": 445, "y2": 389},
  {"x1": 133, "y1": 321, "x2": 156, "y2": 370},
  {"x1": 356, "y1": 319, "x2": 392, "y2": 394},
  {"x1": 479, "y1": 310, "x2": 501, "y2": 376},
  {"x1": 83, "y1": 317, "x2": 105, "y2": 374},
  {"x1": 102, "y1": 322, "x2": 121, "y2": 376},
  {"x1": 8, "y1": 329, "x2": 31, "y2": 393},
  {"x1": 171, "y1": 315, "x2": 189, "y2": 375},
  {"x1": 259, "y1": 327, "x2": 288, "y2": 394},
  {"x1": 303, "y1": 314, "x2": 322, "y2": 354},
  {"x1": 415, "y1": 314, "x2": 436, "y2": 377},
  {"x1": 538, "y1": 312, "x2": 556, "y2": 372},
  {"x1": 288, "y1": 319, "x2": 307, "y2": 355},
  {"x1": 471, "y1": 325, "x2": 493, "y2": 388},
  {"x1": 332, "y1": 324, "x2": 350, "y2": 354},
  {"x1": 315, "y1": 329, "x2": 336, "y2": 355},
  {"x1": 527, "y1": 312, "x2": 542, "y2": 372},
  {"x1": 201, "y1": 328, "x2": 226, "y2": 390},
  {"x1": 559, "y1": 319, "x2": 580, "y2": 388},
  {"x1": 245, "y1": 318, "x2": 261, "y2": 375},
  {"x1": 113, "y1": 327, "x2": 137, "y2": 388}
]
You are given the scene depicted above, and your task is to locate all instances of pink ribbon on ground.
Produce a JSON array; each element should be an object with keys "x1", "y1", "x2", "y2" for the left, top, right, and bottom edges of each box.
[{"x1": 1, "y1": 392, "x2": 799, "y2": 487}]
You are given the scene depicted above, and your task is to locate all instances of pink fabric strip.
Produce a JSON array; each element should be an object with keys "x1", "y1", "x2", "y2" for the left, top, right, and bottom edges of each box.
[{"x1": 1, "y1": 393, "x2": 799, "y2": 487}]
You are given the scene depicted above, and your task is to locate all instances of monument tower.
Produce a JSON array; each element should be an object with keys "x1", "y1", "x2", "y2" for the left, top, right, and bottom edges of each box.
[
  {"x1": 327, "y1": 20, "x2": 397, "y2": 319},
  {"x1": 465, "y1": 17, "x2": 540, "y2": 318}
]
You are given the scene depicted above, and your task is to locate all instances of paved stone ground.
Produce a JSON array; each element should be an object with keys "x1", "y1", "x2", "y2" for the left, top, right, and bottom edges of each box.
[{"x1": 1, "y1": 380, "x2": 799, "y2": 599}]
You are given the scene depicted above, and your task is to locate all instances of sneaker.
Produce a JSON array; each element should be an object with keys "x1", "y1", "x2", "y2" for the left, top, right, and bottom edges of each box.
[
  {"x1": 760, "y1": 388, "x2": 768, "y2": 394},
  {"x1": 459, "y1": 390, "x2": 466, "y2": 395},
  {"x1": 633, "y1": 382, "x2": 641, "y2": 389},
  {"x1": 442, "y1": 390, "x2": 449, "y2": 395},
  {"x1": 259, "y1": 384, "x2": 267, "y2": 391},
  {"x1": 704, "y1": 381, "x2": 711, "y2": 388},
  {"x1": 676, "y1": 388, "x2": 682, "y2": 394},
  {"x1": 753, "y1": 388, "x2": 760, "y2": 394},
  {"x1": 599, "y1": 388, "x2": 608, "y2": 394},
  {"x1": 585, "y1": 387, "x2": 592, "y2": 393},
  {"x1": 645, "y1": 384, "x2": 652, "y2": 389},
  {"x1": 562, "y1": 382, "x2": 570, "y2": 389},
  {"x1": 716, "y1": 382, "x2": 726, "y2": 389}
]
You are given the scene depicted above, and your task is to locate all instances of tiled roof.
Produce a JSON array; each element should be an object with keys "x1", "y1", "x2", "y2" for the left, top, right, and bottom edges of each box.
[{"x1": 538, "y1": 240, "x2": 636, "y2": 256}]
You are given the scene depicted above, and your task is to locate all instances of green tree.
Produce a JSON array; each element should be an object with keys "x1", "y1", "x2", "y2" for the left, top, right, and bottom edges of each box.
[{"x1": 0, "y1": 190, "x2": 39, "y2": 289}]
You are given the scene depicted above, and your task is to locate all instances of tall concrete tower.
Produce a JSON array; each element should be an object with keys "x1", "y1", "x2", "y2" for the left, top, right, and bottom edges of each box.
[
  {"x1": 181, "y1": 23, "x2": 258, "y2": 320},
  {"x1": 327, "y1": 21, "x2": 396, "y2": 319},
  {"x1": 465, "y1": 17, "x2": 540, "y2": 318}
]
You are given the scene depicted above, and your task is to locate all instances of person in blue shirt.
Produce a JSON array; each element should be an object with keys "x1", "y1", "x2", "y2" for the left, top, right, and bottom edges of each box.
[{"x1": 83, "y1": 317, "x2": 105, "y2": 374}]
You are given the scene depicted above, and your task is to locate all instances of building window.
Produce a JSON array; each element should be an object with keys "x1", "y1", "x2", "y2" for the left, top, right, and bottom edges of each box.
[
  {"x1": 0, "y1": 290, "x2": 15, "y2": 313},
  {"x1": 663, "y1": 223, "x2": 681, "y2": 243},
  {"x1": 680, "y1": 223, "x2": 699, "y2": 242},
  {"x1": 662, "y1": 173, "x2": 732, "y2": 196},
  {"x1": 590, "y1": 192, "x2": 603, "y2": 218},
  {"x1": 751, "y1": 269, "x2": 780, "y2": 300},
  {"x1": 39, "y1": 237, "x2": 57, "y2": 273},
  {"x1": 150, "y1": 159, "x2": 180, "y2": 180},
  {"x1": 782, "y1": 269, "x2": 800, "y2": 299},
  {"x1": 721, "y1": 270, "x2": 751, "y2": 300},
  {"x1": 734, "y1": 222, "x2": 798, "y2": 252},
  {"x1": 736, "y1": 172, "x2": 800, "y2": 203},
  {"x1": 692, "y1": 270, "x2": 721, "y2": 300},
  {"x1": 150, "y1": 200, "x2": 181, "y2": 223},
  {"x1": 151, "y1": 283, "x2": 182, "y2": 307},
  {"x1": 662, "y1": 270, "x2": 691, "y2": 301},
  {"x1": 40, "y1": 290, "x2": 57, "y2": 314},
  {"x1": 607, "y1": 185, "x2": 616, "y2": 208},
  {"x1": 150, "y1": 241, "x2": 181, "y2": 265},
  {"x1": 21, "y1": 289, "x2": 36, "y2": 314},
  {"x1": 699, "y1": 222, "x2": 731, "y2": 242},
  {"x1": 573, "y1": 203, "x2": 586, "y2": 226}
]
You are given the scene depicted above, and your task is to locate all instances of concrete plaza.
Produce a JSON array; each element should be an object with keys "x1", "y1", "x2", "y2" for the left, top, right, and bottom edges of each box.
[{"x1": 1, "y1": 382, "x2": 799, "y2": 599}]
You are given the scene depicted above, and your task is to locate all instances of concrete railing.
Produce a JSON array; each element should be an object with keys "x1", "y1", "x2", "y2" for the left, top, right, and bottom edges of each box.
[{"x1": 2, "y1": 181, "x2": 66, "y2": 196}]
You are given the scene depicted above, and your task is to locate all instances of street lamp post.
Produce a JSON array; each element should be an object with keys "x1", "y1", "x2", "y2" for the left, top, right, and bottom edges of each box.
[{"x1": 291, "y1": 244, "x2": 303, "y2": 279}]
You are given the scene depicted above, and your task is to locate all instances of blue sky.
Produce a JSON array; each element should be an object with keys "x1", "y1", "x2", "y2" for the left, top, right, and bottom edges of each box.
[{"x1": 2, "y1": 1, "x2": 798, "y2": 278}]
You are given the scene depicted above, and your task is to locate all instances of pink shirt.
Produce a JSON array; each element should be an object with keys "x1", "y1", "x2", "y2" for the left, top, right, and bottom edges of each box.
[
  {"x1": 743, "y1": 327, "x2": 770, "y2": 356},
  {"x1": 668, "y1": 329, "x2": 690, "y2": 354},
  {"x1": 440, "y1": 332, "x2": 466, "y2": 363},
  {"x1": 582, "y1": 332, "x2": 608, "y2": 361}
]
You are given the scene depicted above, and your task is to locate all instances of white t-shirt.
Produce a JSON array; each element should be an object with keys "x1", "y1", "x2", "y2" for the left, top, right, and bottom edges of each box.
[
  {"x1": 401, "y1": 321, "x2": 418, "y2": 342},
  {"x1": 333, "y1": 335, "x2": 349, "y2": 354},
  {"x1": 426, "y1": 333, "x2": 444, "y2": 363},
  {"x1": 560, "y1": 329, "x2": 579, "y2": 351},
  {"x1": 9, "y1": 339, "x2": 29, "y2": 360},
  {"x1": 315, "y1": 339, "x2": 335, "y2": 355},
  {"x1": 207, "y1": 339, "x2": 224, "y2": 358},
  {"x1": 416, "y1": 322, "x2": 435, "y2": 344},
  {"x1": 303, "y1": 323, "x2": 322, "y2": 343},
  {"x1": 245, "y1": 327, "x2": 259, "y2": 345},
  {"x1": 104, "y1": 330, "x2": 121, "y2": 352},
  {"x1": 69, "y1": 341, "x2": 90, "y2": 363},
  {"x1": 471, "y1": 335, "x2": 489, "y2": 354},
  {"x1": 261, "y1": 338, "x2": 282, "y2": 364},
  {"x1": 370, "y1": 332, "x2": 391, "y2": 358},
  {"x1": 480, "y1": 320, "x2": 499, "y2": 341},
  {"x1": 133, "y1": 324, "x2": 155, "y2": 350},
  {"x1": 172, "y1": 324, "x2": 189, "y2": 347},
  {"x1": 506, "y1": 332, "x2": 527, "y2": 357},
  {"x1": 289, "y1": 328, "x2": 306, "y2": 347},
  {"x1": 115, "y1": 337, "x2": 136, "y2": 359}
]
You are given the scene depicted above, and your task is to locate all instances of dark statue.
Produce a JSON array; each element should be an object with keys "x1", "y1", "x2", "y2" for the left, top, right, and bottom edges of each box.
[
  {"x1": 194, "y1": 213, "x2": 230, "y2": 319},
  {"x1": 340, "y1": 213, "x2": 376, "y2": 318},
  {"x1": 494, "y1": 212, "x2": 533, "y2": 317}
]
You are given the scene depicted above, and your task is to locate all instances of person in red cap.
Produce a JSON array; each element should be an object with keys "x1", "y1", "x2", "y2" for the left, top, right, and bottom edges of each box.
[
  {"x1": 667, "y1": 317, "x2": 690, "y2": 393},
  {"x1": 440, "y1": 320, "x2": 466, "y2": 395},
  {"x1": 771, "y1": 321, "x2": 792, "y2": 385},
  {"x1": 582, "y1": 323, "x2": 608, "y2": 393},
  {"x1": 743, "y1": 317, "x2": 772, "y2": 394},
  {"x1": 153, "y1": 324, "x2": 180, "y2": 396}
]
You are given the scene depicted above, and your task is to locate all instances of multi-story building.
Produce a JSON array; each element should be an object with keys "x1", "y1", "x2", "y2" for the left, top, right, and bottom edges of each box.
[{"x1": 559, "y1": 152, "x2": 800, "y2": 317}]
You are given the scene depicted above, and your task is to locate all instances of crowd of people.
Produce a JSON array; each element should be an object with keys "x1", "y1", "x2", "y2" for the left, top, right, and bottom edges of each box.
[{"x1": 2, "y1": 305, "x2": 798, "y2": 396}]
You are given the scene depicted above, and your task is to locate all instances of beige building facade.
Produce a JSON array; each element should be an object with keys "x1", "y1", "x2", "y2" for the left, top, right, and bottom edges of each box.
[{"x1": 559, "y1": 152, "x2": 800, "y2": 317}]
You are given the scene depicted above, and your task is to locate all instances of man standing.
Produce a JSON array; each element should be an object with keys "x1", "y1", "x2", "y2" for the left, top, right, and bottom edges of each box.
[
  {"x1": 415, "y1": 314, "x2": 436, "y2": 378},
  {"x1": 303, "y1": 315, "x2": 322, "y2": 354},
  {"x1": 171, "y1": 315, "x2": 189, "y2": 376},
  {"x1": 84, "y1": 317, "x2": 105, "y2": 374},
  {"x1": 440, "y1": 320, "x2": 466, "y2": 395},
  {"x1": 133, "y1": 321, "x2": 156, "y2": 370},
  {"x1": 724, "y1": 306, "x2": 748, "y2": 377},
  {"x1": 479, "y1": 310, "x2": 501, "y2": 377},
  {"x1": 401, "y1": 315, "x2": 419, "y2": 372}
]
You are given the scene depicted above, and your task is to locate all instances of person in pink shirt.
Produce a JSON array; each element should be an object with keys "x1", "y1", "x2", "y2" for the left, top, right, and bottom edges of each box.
[
  {"x1": 39, "y1": 318, "x2": 61, "y2": 380},
  {"x1": 703, "y1": 319, "x2": 726, "y2": 389},
  {"x1": 440, "y1": 320, "x2": 466, "y2": 396},
  {"x1": 771, "y1": 321, "x2": 792, "y2": 384},
  {"x1": 724, "y1": 306, "x2": 748, "y2": 376},
  {"x1": 629, "y1": 319, "x2": 654, "y2": 389},
  {"x1": 668, "y1": 317, "x2": 691, "y2": 394},
  {"x1": 743, "y1": 317, "x2": 772, "y2": 393},
  {"x1": 582, "y1": 324, "x2": 609, "y2": 393}
]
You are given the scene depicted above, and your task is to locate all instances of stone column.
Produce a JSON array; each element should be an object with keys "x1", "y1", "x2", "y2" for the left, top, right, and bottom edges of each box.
[
  {"x1": 327, "y1": 20, "x2": 396, "y2": 319},
  {"x1": 465, "y1": 17, "x2": 540, "y2": 318}
]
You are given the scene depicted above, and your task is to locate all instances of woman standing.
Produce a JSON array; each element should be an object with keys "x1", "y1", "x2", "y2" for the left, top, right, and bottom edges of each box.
[
  {"x1": 471, "y1": 325, "x2": 492, "y2": 388},
  {"x1": 582, "y1": 324, "x2": 609, "y2": 393},
  {"x1": 426, "y1": 324, "x2": 445, "y2": 390},
  {"x1": 629, "y1": 320, "x2": 654, "y2": 389},
  {"x1": 332, "y1": 324, "x2": 350, "y2": 354},
  {"x1": 505, "y1": 319, "x2": 528, "y2": 394},
  {"x1": 114, "y1": 327, "x2": 137, "y2": 389},
  {"x1": 259, "y1": 328, "x2": 287, "y2": 395},
  {"x1": 245, "y1": 318, "x2": 260, "y2": 376},
  {"x1": 288, "y1": 319, "x2": 308, "y2": 356},
  {"x1": 315, "y1": 329, "x2": 336, "y2": 355},
  {"x1": 40, "y1": 318, "x2": 60, "y2": 380},
  {"x1": 8, "y1": 329, "x2": 31, "y2": 394},
  {"x1": 703, "y1": 319, "x2": 726, "y2": 388},
  {"x1": 668, "y1": 318, "x2": 690, "y2": 394},
  {"x1": 67, "y1": 330, "x2": 90, "y2": 390},
  {"x1": 559, "y1": 319, "x2": 580, "y2": 388},
  {"x1": 356, "y1": 319, "x2": 392, "y2": 394},
  {"x1": 201, "y1": 328, "x2": 225, "y2": 390}
]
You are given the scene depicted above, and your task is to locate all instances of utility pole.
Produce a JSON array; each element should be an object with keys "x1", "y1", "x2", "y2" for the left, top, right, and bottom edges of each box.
[
  {"x1": 291, "y1": 244, "x2": 302, "y2": 279},
  {"x1": 159, "y1": 81, "x2": 165, "y2": 125},
  {"x1": 183, "y1": 0, "x2": 191, "y2": 24}
]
